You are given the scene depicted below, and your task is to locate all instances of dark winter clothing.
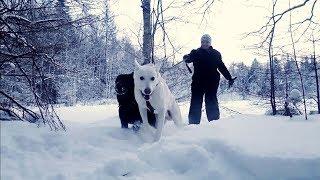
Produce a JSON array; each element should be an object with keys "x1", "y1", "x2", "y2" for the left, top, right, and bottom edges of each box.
[
  {"x1": 184, "y1": 47, "x2": 232, "y2": 83},
  {"x1": 184, "y1": 46, "x2": 232, "y2": 123},
  {"x1": 189, "y1": 80, "x2": 220, "y2": 123}
]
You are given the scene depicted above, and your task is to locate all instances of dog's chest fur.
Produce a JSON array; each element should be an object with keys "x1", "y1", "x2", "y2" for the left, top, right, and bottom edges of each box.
[{"x1": 145, "y1": 95, "x2": 173, "y2": 119}]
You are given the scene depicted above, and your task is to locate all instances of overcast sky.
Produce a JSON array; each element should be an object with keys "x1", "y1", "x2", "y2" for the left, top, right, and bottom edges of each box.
[{"x1": 108, "y1": 0, "x2": 319, "y2": 65}]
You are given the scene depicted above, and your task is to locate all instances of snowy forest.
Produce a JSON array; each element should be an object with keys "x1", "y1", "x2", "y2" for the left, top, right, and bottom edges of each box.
[
  {"x1": 1, "y1": 0, "x2": 320, "y2": 179},
  {"x1": 1, "y1": 0, "x2": 319, "y2": 126}
]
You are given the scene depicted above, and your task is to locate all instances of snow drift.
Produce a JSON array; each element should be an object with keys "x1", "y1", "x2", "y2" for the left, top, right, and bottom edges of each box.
[{"x1": 1, "y1": 103, "x2": 320, "y2": 180}]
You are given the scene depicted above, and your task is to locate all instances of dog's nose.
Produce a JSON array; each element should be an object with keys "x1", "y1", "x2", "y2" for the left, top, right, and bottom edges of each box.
[{"x1": 144, "y1": 88, "x2": 151, "y2": 95}]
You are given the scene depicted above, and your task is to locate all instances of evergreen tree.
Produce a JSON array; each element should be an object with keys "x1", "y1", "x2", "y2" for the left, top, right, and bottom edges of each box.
[
  {"x1": 273, "y1": 57, "x2": 284, "y2": 97},
  {"x1": 247, "y1": 58, "x2": 264, "y2": 95},
  {"x1": 232, "y1": 62, "x2": 250, "y2": 99},
  {"x1": 260, "y1": 65, "x2": 271, "y2": 98}
]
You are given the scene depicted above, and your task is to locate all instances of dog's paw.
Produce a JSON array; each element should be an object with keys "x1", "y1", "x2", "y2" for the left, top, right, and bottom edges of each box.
[
  {"x1": 154, "y1": 136, "x2": 161, "y2": 142},
  {"x1": 175, "y1": 122, "x2": 187, "y2": 128},
  {"x1": 132, "y1": 125, "x2": 140, "y2": 132},
  {"x1": 154, "y1": 132, "x2": 162, "y2": 141},
  {"x1": 132, "y1": 121, "x2": 142, "y2": 132},
  {"x1": 180, "y1": 122, "x2": 188, "y2": 127}
]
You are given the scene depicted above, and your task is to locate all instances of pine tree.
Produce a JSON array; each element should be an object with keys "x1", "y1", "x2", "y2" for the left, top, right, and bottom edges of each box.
[
  {"x1": 52, "y1": 0, "x2": 80, "y2": 105},
  {"x1": 247, "y1": 58, "x2": 264, "y2": 95}
]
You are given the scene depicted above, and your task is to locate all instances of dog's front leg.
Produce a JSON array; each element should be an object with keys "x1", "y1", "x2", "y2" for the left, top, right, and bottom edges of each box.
[
  {"x1": 155, "y1": 108, "x2": 166, "y2": 141},
  {"x1": 138, "y1": 106, "x2": 153, "y2": 131}
]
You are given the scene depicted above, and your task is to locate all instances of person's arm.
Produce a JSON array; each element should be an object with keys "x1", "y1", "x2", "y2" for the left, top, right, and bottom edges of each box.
[
  {"x1": 216, "y1": 52, "x2": 232, "y2": 81},
  {"x1": 183, "y1": 49, "x2": 198, "y2": 63}
]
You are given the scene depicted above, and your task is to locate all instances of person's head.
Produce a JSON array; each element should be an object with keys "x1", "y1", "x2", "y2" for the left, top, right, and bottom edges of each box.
[{"x1": 200, "y1": 34, "x2": 211, "y2": 49}]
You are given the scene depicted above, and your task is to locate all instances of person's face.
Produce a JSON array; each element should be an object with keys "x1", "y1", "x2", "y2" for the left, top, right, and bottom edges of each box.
[{"x1": 201, "y1": 40, "x2": 211, "y2": 49}]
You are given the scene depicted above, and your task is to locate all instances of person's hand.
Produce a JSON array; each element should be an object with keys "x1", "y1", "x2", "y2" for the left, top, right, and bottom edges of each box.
[
  {"x1": 183, "y1": 54, "x2": 190, "y2": 62},
  {"x1": 228, "y1": 77, "x2": 237, "y2": 88}
]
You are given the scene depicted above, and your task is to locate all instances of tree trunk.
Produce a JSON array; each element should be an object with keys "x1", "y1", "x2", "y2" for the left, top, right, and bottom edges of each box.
[
  {"x1": 312, "y1": 35, "x2": 320, "y2": 114},
  {"x1": 141, "y1": 0, "x2": 152, "y2": 65},
  {"x1": 289, "y1": 8, "x2": 308, "y2": 120},
  {"x1": 284, "y1": 54, "x2": 292, "y2": 117},
  {"x1": 270, "y1": 57, "x2": 277, "y2": 115},
  {"x1": 105, "y1": 0, "x2": 111, "y2": 99},
  {"x1": 269, "y1": 24, "x2": 277, "y2": 115},
  {"x1": 267, "y1": 0, "x2": 277, "y2": 115}
]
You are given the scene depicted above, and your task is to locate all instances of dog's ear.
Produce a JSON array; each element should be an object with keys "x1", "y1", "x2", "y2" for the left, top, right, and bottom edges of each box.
[
  {"x1": 134, "y1": 60, "x2": 141, "y2": 70},
  {"x1": 146, "y1": 63, "x2": 160, "y2": 71},
  {"x1": 153, "y1": 63, "x2": 161, "y2": 72},
  {"x1": 157, "y1": 71, "x2": 162, "y2": 79}
]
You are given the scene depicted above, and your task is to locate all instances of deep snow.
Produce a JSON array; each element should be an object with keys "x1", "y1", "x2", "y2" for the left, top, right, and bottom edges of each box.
[{"x1": 1, "y1": 99, "x2": 320, "y2": 180}]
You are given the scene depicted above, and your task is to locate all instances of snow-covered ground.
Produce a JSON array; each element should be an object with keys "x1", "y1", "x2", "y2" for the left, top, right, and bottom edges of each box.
[{"x1": 1, "y1": 98, "x2": 320, "y2": 180}]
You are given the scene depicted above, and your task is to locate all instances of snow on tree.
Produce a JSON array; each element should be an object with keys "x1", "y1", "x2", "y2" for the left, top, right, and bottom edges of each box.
[{"x1": 290, "y1": 88, "x2": 302, "y2": 105}]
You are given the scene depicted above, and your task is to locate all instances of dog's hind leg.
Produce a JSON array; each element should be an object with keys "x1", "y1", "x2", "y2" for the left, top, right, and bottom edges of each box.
[{"x1": 171, "y1": 103, "x2": 184, "y2": 127}]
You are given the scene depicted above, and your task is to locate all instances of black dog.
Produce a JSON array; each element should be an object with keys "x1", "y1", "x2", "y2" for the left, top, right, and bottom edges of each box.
[{"x1": 115, "y1": 72, "x2": 156, "y2": 129}]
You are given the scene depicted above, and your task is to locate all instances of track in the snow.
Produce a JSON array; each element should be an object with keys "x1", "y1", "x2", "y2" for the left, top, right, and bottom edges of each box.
[
  {"x1": 200, "y1": 105, "x2": 242, "y2": 116},
  {"x1": 220, "y1": 106, "x2": 242, "y2": 115}
]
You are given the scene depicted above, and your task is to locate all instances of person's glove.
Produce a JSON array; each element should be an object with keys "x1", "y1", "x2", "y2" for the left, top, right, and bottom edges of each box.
[
  {"x1": 228, "y1": 77, "x2": 237, "y2": 88},
  {"x1": 183, "y1": 54, "x2": 190, "y2": 62}
]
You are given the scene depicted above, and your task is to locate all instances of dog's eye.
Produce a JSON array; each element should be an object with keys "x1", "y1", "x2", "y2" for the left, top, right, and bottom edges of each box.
[
  {"x1": 150, "y1": 77, "x2": 155, "y2": 81},
  {"x1": 140, "y1": 76, "x2": 144, "y2": 80}
]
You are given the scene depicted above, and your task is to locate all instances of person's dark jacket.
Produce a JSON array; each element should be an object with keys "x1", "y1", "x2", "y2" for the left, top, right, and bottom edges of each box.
[{"x1": 184, "y1": 46, "x2": 232, "y2": 85}]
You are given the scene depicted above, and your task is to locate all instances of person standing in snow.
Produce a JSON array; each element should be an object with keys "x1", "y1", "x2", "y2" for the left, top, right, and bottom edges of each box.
[{"x1": 183, "y1": 34, "x2": 236, "y2": 124}]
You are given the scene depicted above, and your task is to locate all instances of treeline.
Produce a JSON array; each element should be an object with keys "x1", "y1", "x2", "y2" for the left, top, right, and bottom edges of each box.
[
  {"x1": 0, "y1": 0, "x2": 140, "y2": 127},
  {"x1": 1, "y1": 1, "x2": 319, "y2": 126},
  {"x1": 221, "y1": 57, "x2": 318, "y2": 100}
]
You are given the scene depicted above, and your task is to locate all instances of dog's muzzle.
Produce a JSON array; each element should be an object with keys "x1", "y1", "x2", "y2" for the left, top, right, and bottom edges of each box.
[
  {"x1": 115, "y1": 82, "x2": 127, "y2": 95},
  {"x1": 140, "y1": 91, "x2": 151, "y2": 101},
  {"x1": 140, "y1": 83, "x2": 159, "y2": 101}
]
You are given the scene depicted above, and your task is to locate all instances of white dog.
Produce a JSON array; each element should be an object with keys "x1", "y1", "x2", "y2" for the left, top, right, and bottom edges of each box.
[{"x1": 133, "y1": 60, "x2": 183, "y2": 141}]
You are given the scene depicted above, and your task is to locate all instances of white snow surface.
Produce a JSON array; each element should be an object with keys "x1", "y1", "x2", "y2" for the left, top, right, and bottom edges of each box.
[{"x1": 1, "y1": 99, "x2": 320, "y2": 180}]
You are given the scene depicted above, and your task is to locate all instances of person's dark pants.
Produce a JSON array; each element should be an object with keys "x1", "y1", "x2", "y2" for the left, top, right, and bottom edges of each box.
[{"x1": 188, "y1": 80, "x2": 220, "y2": 124}]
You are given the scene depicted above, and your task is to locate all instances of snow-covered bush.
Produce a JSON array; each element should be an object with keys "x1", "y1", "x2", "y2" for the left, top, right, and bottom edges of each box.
[
  {"x1": 265, "y1": 107, "x2": 300, "y2": 116},
  {"x1": 289, "y1": 89, "x2": 302, "y2": 104}
]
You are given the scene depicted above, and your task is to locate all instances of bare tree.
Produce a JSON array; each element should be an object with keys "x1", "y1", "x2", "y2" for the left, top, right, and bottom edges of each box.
[
  {"x1": 139, "y1": 0, "x2": 219, "y2": 65},
  {"x1": 284, "y1": 54, "x2": 292, "y2": 117},
  {"x1": 268, "y1": 0, "x2": 278, "y2": 115},
  {"x1": 288, "y1": 0, "x2": 308, "y2": 120},
  {"x1": 0, "y1": 0, "x2": 93, "y2": 129},
  {"x1": 141, "y1": 0, "x2": 152, "y2": 64},
  {"x1": 246, "y1": 0, "x2": 319, "y2": 116},
  {"x1": 311, "y1": 32, "x2": 320, "y2": 113}
]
